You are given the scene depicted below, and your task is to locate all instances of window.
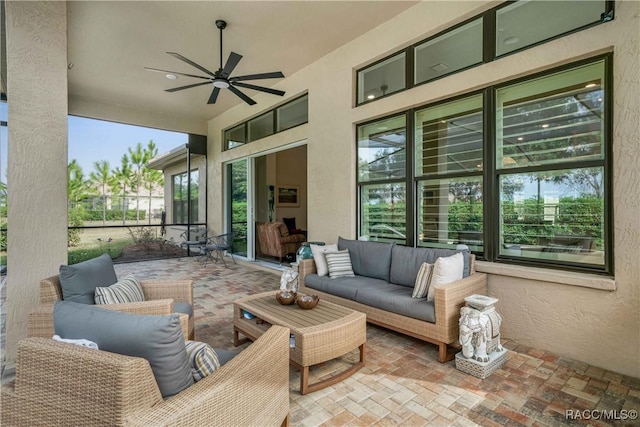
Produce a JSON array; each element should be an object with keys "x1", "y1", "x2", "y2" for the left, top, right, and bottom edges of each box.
[
  {"x1": 355, "y1": 55, "x2": 611, "y2": 273},
  {"x1": 355, "y1": 1, "x2": 613, "y2": 105},
  {"x1": 276, "y1": 95, "x2": 308, "y2": 132},
  {"x1": 224, "y1": 94, "x2": 308, "y2": 150},
  {"x1": 496, "y1": 60, "x2": 607, "y2": 268},
  {"x1": 225, "y1": 124, "x2": 246, "y2": 149},
  {"x1": 415, "y1": 94, "x2": 484, "y2": 251},
  {"x1": 248, "y1": 111, "x2": 274, "y2": 142},
  {"x1": 173, "y1": 170, "x2": 199, "y2": 224},
  {"x1": 357, "y1": 52, "x2": 406, "y2": 104},
  {"x1": 357, "y1": 114, "x2": 407, "y2": 244},
  {"x1": 414, "y1": 18, "x2": 483, "y2": 86},
  {"x1": 495, "y1": 1, "x2": 610, "y2": 57}
]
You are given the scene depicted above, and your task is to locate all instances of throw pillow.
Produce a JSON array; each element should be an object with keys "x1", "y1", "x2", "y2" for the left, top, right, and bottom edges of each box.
[
  {"x1": 59, "y1": 253, "x2": 118, "y2": 304},
  {"x1": 94, "y1": 275, "x2": 145, "y2": 304},
  {"x1": 412, "y1": 262, "x2": 434, "y2": 298},
  {"x1": 53, "y1": 300, "x2": 193, "y2": 398},
  {"x1": 185, "y1": 340, "x2": 220, "y2": 382},
  {"x1": 426, "y1": 252, "x2": 464, "y2": 301},
  {"x1": 310, "y1": 243, "x2": 338, "y2": 276},
  {"x1": 325, "y1": 249, "x2": 355, "y2": 279}
]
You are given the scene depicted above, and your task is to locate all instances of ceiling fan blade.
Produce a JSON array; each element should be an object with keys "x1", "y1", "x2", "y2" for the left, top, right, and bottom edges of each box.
[
  {"x1": 221, "y1": 52, "x2": 242, "y2": 78},
  {"x1": 232, "y1": 81, "x2": 285, "y2": 97},
  {"x1": 228, "y1": 85, "x2": 256, "y2": 105},
  {"x1": 145, "y1": 67, "x2": 211, "y2": 81},
  {"x1": 167, "y1": 52, "x2": 216, "y2": 78},
  {"x1": 165, "y1": 81, "x2": 213, "y2": 93},
  {"x1": 230, "y1": 71, "x2": 285, "y2": 82},
  {"x1": 207, "y1": 87, "x2": 221, "y2": 104}
]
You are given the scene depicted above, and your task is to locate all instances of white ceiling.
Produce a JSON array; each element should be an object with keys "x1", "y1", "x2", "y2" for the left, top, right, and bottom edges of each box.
[{"x1": 67, "y1": 1, "x2": 418, "y2": 125}]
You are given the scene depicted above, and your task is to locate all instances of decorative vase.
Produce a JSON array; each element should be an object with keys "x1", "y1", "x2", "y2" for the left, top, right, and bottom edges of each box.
[{"x1": 295, "y1": 242, "x2": 314, "y2": 264}]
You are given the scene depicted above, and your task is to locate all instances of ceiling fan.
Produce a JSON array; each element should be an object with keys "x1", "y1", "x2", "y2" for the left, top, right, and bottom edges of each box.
[{"x1": 145, "y1": 19, "x2": 285, "y2": 106}]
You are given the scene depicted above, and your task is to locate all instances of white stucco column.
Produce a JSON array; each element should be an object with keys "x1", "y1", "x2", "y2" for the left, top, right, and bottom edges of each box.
[{"x1": 5, "y1": 1, "x2": 68, "y2": 365}]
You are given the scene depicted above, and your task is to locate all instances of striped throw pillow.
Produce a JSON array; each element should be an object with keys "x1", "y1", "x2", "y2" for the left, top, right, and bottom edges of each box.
[
  {"x1": 325, "y1": 249, "x2": 355, "y2": 279},
  {"x1": 94, "y1": 275, "x2": 145, "y2": 304},
  {"x1": 412, "y1": 262, "x2": 434, "y2": 298},
  {"x1": 185, "y1": 340, "x2": 220, "y2": 381}
]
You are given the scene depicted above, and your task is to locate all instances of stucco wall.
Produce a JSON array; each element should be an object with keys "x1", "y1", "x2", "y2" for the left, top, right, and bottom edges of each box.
[
  {"x1": 5, "y1": 1, "x2": 69, "y2": 365},
  {"x1": 207, "y1": 1, "x2": 640, "y2": 377}
]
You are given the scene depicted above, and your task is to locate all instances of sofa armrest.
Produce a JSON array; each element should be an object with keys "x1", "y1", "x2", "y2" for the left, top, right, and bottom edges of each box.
[
  {"x1": 129, "y1": 326, "x2": 291, "y2": 426},
  {"x1": 298, "y1": 258, "x2": 317, "y2": 285},
  {"x1": 280, "y1": 234, "x2": 306, "y2": 244},
  {"x1": 433, "y1": 272, "x2": 488, "y2": 343},
  {"x1": 140, "y1": 280, "x2": 193, "y2": 304}
]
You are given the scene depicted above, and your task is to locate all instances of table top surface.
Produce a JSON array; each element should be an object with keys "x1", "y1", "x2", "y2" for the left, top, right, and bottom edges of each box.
[{"x1": 234, "y1": 291, "x2": 363, "y2": 331}]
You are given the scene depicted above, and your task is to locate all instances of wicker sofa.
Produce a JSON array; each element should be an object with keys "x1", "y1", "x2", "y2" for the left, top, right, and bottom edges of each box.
[
  {"x1": 1, "y1": 326, "x2": 291, "y2": 426},
  {"x1": 28, "y1": 274, "x2": 195, "y2": 340},
  {"x1": 299, "y1": 238, "x2": 487, "y2": 362}
]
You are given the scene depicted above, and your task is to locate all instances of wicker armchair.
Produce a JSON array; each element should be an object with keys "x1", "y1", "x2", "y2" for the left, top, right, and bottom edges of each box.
[
  {"x1": 28, "y1": 275, "x2": 195, "y2": 340},
  {"x1": 1, "y1": 326, "x2": 291, "y2": 426},
  {"x1": 256, "y1": 222, "x2": 306, "y2": 261}
]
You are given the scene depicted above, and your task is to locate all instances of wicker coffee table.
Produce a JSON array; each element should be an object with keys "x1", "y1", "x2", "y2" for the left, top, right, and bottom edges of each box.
[{"x1": 233, "y1": 291, "x2": 366, "y2": 395}]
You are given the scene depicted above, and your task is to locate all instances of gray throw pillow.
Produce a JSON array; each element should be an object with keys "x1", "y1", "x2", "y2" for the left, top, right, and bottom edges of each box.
[
  {"x1": 59, "y1": 253, "x2": 118, "y2": 304},
  {"x1": 53, "y1": 300, "x2": 194, "y2": 398}
]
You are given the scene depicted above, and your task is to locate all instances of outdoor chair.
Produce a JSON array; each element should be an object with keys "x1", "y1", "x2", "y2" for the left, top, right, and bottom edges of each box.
[
  {"x1": 200, "y1": 232, "x2": 236, "y2": 267},
  {"x1": 179, "y1": 227, "x2": 208, "y2": 258}
]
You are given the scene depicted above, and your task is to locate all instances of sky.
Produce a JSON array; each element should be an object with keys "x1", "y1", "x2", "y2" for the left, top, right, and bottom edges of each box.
[{"x1": 0, "y1": 101, "x2": 187, "y2": 185}]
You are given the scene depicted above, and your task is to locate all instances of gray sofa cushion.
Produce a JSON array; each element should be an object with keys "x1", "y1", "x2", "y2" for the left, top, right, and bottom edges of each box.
[
  {"x1": 389, "y1": 246, "x2": 470, "y2": 287},
  {"x1": 355, "y1": 284, "x2": 436, "y2": 323},
  {"x1": 305, "y1": 274, "x2": 390, "y2": 301},
  {"x1": 337, "y1": 237, "x2": 393, "y2": 281},
  {"x1": 174, "y1": 302, "x2": 193, "y2": 318},
  {"x1": 53, "y1": 300, "x2": 193, "y2": 398},
  {"x1": 59, "y1": 253, "x2": 118, "y2": 304}
]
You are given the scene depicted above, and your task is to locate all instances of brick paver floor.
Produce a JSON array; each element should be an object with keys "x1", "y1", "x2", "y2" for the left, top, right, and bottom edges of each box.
[{"x1": 114, "y1": 257, "x2": 640, "y2": 426}]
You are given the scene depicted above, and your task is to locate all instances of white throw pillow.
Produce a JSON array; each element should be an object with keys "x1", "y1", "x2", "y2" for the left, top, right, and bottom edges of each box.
[
  {"x1": 426, "y1": 252, "x2": 464, "y2": 301},
  {"x1": 310, "y1": 243, "x2": 338, "y2": 276}
]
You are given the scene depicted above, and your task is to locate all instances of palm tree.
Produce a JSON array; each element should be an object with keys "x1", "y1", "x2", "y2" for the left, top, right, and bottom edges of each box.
[
  {"x1": 128, "y1": 143, "x2": 146, "y2": 224},
  {"x1": 110, "y1": 155, "x2": 133, "y2": 225},
  {"x1": 89, "y1": 160, "x2": 111, "y2": 226}
]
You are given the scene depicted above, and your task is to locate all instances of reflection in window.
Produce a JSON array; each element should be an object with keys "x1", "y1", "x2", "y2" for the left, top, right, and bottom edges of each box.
[
  {"x1": 500, "y1": 168, "x2": 604, "y2": 266},
  {"x1": 277, "y1": 95, "x2": 308, "y2": 132},
  {"x1": 418, "y1": 177, "x2": 483, "y2": 251},
  {"x1": 173, "y1": 170, "x2": 199, "y2": 224},
  {"x1": 414, "y1": 18, "x2": 483, "y2": 85},
  {"x1": 357, "y1": 52, "x2": 406, "y2": 104},
  {"x1": 415, "y1": 95, "x2": 483, "y2": 176},
  {"x1": 248, "y1": 111, "x2": 274, "y2": 143},
  {"x1": 357, "y1": 115, "x2": 406, "y2": 182},
  {"x1": 496, "y1": 1, "x2": 608, "y2": 56},
  {"x1": 360, "y1": 183, "x2": 406, "y2": 245}
]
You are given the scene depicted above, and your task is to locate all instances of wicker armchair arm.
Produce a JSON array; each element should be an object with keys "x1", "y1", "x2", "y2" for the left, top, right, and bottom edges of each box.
[
  {"x1": 129, "y1": 326, "x2": 291, "y2": 427},
  {"x1": 140, "y1": 280, "x2": 193, "y2": 304},
  {"x1": 433, "y1": 272, "x2": 488, "y2": 343}
]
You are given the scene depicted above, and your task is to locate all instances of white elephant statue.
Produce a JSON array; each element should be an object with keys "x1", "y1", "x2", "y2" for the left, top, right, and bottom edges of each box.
[
  {"x1": 459, "y1": 306, "x2": 492, "y2": 362},
  {"x1": 280, "y1": 266, "x2": 299, "y2": 293}
]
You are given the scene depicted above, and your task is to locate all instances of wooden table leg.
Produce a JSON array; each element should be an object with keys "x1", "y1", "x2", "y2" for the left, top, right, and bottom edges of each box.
[{"x1": 297, "y1": 343, "x2": 366, "y2": 395}]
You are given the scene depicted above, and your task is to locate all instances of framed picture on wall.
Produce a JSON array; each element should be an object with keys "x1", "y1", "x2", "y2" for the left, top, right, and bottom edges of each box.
[{"x1": 276, "y1": 186, "x2": 299, "y2": 207}]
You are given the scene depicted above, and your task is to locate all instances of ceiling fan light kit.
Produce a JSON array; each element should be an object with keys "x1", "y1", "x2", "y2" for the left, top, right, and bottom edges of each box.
[{"x1": 145, "y1": 19, "x2": 285, "y2": 105}]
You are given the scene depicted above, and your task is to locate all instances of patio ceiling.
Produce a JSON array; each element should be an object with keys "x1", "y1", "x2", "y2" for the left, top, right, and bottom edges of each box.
[{"x1": 67, "y1": 1, "x2": 418, "y2": 125}]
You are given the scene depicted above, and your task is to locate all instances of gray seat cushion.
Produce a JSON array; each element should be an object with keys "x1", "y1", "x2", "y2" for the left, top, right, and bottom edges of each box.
[
  {"x1": 305, "y1": 274, "x2": 390, "y2": 301},
  {"x1": 337, "y1": 237, "x2": 393, "y2": 281},
  {"x1": 389, "y1": 246, "x2": 470, "y2": 287},
  {"x1": 214, "y1": 348, "x2": 239, "y2": 365},
  {"x1": 174, "y1": 302, "x2": 193, "y2": 318},
  {"x1": 355, "y1": 284, "x2": 436, "y2": 323},
  {"x1": 59, "y1": 253, "x2": 118, "y2": 304},
  {"x1": 53, "y1": 300, "x2": 193, "y2": 398}
]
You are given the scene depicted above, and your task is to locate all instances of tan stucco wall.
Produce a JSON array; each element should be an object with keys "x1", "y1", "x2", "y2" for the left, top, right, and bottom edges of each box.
[
  {"x1": 207, "y1": 1, "x2": 640, "y2": 377},
  {"x1": 5, "y1": 1, "x2": 69, "y2": 365}
]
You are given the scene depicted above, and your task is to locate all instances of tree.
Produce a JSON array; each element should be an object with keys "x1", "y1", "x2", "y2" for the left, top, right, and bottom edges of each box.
[
  {"x1": 67, "y1": 159, "x2": 93, "y2": 208},
  {"x1": 128, "y1": 142, "x2": 146, "y2": 224},
  {"x1": 110, "y1": 155, "x2": 133, "y2": 225},
  {"x1": 89, "y1": 160, "x2": 111, "y2": 226},
  {"x1": 143, "y1": 168, "x2": 163, "y2": 224}
]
